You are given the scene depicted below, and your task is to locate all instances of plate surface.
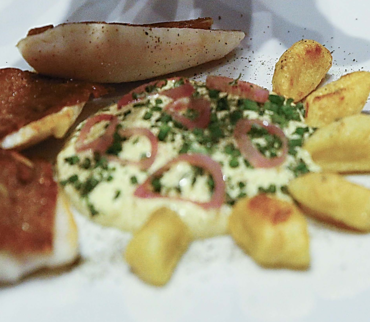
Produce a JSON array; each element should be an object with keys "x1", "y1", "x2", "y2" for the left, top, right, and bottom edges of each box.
[{"x1": 1, "y1": 1, "x2": 370, "y2": 321}]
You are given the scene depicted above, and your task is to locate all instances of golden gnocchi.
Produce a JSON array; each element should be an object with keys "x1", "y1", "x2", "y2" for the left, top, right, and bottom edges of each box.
[
  {"x1": 288, "y1": 172, "x2": 370, "y2": 231},
  {"x1": 305, "y1": 71, "x2": 370, "y2": 127},
  {"x1": 125, "y1": 207, "x2": 192, "y2": 286},
  {"x1": 50, "y1": 35, "x2": 370, "y2": 286},
  {"x1": 229, "y1": 194, "x2": 310, "y2": 269},
  {"x1": 304, "y1": 114, "x2": 370, "y2": 173},
  {"x1": 272, "y1": 39, "x2": 332, "y2": 102}
]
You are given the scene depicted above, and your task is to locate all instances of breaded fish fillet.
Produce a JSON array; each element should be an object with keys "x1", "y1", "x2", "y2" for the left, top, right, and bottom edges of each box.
[
  {"x1": 0, "y1": 68, "x2": 108, "y2": 150},
  {"x1": 0, "y1": 150, "x2": 78, "y2": 283}
]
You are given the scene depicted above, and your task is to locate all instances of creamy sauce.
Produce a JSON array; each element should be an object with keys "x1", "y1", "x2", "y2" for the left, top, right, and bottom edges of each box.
[{"x1": 56, "y1": 79, "x2": 319, "y2": 238}]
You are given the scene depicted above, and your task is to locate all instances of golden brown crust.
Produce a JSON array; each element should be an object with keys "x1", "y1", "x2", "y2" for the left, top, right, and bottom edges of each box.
[
  {"x1": 0, "y1": 150, "x2": 57, "y2": 254},
  {"x1": 0, "y1": 68, "x2": 108, "y2": 140},
  {"x1": 27, "y1": 25, "x2": 53, "y2": 36},
  {"x1": 288, "y1": 172, "x2": 370, "y2": 231},
  {"x1": 248, "y1": 194, "x2": 293, "y2": 224},
  {"x1": 229, "y1": 195, "x2": 310, "y2": 269},
  {"x1": 26, "y1": 17, "x2": 214, "y2": 37},
  {"x1": 304, "y1": 71, "x2": 370, "y2": 127}
]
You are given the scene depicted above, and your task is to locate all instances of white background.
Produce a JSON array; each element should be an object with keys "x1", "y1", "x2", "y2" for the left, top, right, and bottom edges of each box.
[{"x1": 1, "y1": 1, "x2": 370, "y2": 321}]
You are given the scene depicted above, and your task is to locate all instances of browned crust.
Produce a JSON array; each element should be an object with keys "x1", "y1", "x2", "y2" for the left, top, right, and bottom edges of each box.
[
  {"x1": 0, "y1": 150, "x2": 57, "y2": 254},
  {"x1": 27, "y1": 24, "x2": 54, "y2": 36},
  {"x1": 0, "y1": 68, "x2": 109, "y2": 139},
  {"x1": 248, "y1": 194, "x2": 293, "y2": 224},
  {"x1": 26, "y1": 17, "x2": 214, "y2": 37},
  {"x1": 141, "y1": 17, "x2": 213, "y2": 29},
  {"x1": 297, "y1": 202, "x2": 364, "y2": 233}
]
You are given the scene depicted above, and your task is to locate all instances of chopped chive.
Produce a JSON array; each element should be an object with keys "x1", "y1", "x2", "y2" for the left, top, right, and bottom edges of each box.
[
  {"x1": 207, "y1": 176, "x2": 215, "y2": 192},
  {"x1": 228, "y1": 73, "x2": 242, "y2": 86},
  {"x1": 143, "y1": 111, "x2": 153, "y2": 120},
  {"x1": 130, "y1": 176, "x2": 138, "y2": 184},
  {"x1": 151, "y1": 177, "x2": 162, "y2": 192},
  {"x1": 114, "y1": 190, "x2": 121, "y2": 199},
  {"x1": 224, "y1": 143, "x2": 235, "y2": 155},
  {"x1": 80, "y1": 177, "x2": 100, "y2": 196},
  {"x1": 292, "y1": 161, "x2": 309, "y2": 176},
  {"x1": 238, "y1": 181, "x2": 246, "y2": 189},
  {"x1": 158, "y1": 125, "x2": 171, "y2": 141},
  {"x1": 294, "y1": 127, "x2": 309, "y2": 136},
  {"x1": 151, "y1": 105, "x2": 162, "y2": 112},
  {"x1": 258, "y1": 184, "x2": 276, "y2": 194},
  {"x1": 238, "y1": 98, "x2": 259, "y2": 111},
  {"x1": 229, "y1": 158, "x2": 240, "y2": 168},
  {"x1": 208, "y1": 89, "x2": 220, "y2": 99},
  {"x1": 65, "y1": 155, "x2": 80, "y2": 165},
  {"x1": 87, "y1": 202, "x2": 99, "y2": 216},
  {"x1": 81, "y1": 158, "x2": 92, "y2": 169},
  {"x1": 216, "y1": 96, "x2": 229, "y2": 111},
  {"x1": 133, "y1": 101, "x2": 148, "y2": 108},
  {"x1": 268, "y1": 94, "x2": 285, "y2": 105},
  {"x1": 174, "y1": 78, "x2": 185, "y2": 87}
]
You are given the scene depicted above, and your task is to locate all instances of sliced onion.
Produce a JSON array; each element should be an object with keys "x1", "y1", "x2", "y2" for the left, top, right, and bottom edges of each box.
[
  {"x1": 234, "y1": 119, "x2": 288, "y2": 168},
  {"x1": 134, "y1": 153, "x2": 225, "y2": 209},
  {"x1": 108, "y1": 127, "x2": 158, "y2": 170},
  {"x1": 117, "y1": 77, "x2": 189, "y2": 108},
  {"x1": 161, "y1": 82, "x2": 194, "y2": 100},
  {"x1": 75, "y1": 114, "x2": 118, "y2": 154},
  {"x1": 206, "y1": 75, "x2": 269, "y2": 103},
  {"x1": 165, "y1": 97, "x2": 211, "y2": 129}
]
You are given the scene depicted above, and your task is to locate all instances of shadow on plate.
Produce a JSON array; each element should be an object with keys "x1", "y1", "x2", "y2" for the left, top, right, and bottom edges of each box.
[{"x1": 0, "y1": 257, "x2": 81, "y2": 289}]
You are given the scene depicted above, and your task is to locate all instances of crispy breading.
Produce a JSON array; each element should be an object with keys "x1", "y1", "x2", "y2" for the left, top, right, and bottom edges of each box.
[{"x1": 0, "y1": 68, "x2": 108, "y2": 150}]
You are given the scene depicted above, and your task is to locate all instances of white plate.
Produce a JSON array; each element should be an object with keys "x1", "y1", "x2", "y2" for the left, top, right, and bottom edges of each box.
[{"x1": 2, "y1": 0, "x2": 370, "y2": 321}]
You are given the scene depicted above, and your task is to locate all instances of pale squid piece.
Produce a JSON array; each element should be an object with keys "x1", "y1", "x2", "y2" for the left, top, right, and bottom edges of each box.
[
  {"x1": 288, "y1": 172, "x2": 370, "y2": 231},
  {"x1": 229, "y1": 194, "x2": 310, "y2": 269},
  {"x1": 305, "y1": 71, "x2": 370, "y2": 128},
  {"x1": 17, "y1": 20, "x2": 245, "y2": 83},
  {"x1": 125, "y1": 207, "x2": 192, "y2": 286},
  {"x1": 304, "y1": 114, "x2": 370, "y2": 173}
]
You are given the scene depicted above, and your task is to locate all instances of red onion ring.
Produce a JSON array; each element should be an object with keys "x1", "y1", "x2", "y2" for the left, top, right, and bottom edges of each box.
[
  {"x1": 165, "y1": 97, "x2": 211, "y2": 129},
  {"x1": 75, "y1": 114, "x2": 118, "y2": 154},
  {"x1": 234, "y1": 119, "x2": 288, "y2": 168},
  {"x1": 161, "y1": 82, "x2": 195, "y2": 100},
  {"x1": 206, "y1": 75, "x2": 269, "y2": 103},
  {"x1": 108, "y1": 127, "x2": 158, "y2": 170},
  {"x1": 134, "y1": 153, "x2": 225, "y2": 209},
  {"x1": 117, "y1": 77, "x2": 189, "y2": 108}
]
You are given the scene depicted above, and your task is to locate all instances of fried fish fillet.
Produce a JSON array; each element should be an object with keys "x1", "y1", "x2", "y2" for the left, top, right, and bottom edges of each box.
[
  {"x1": 0, "y1": 68, "x2": 108, "y2": 150},
  {"x1": 0, "y1": 150, "x2": 78, "y2": 283}
]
